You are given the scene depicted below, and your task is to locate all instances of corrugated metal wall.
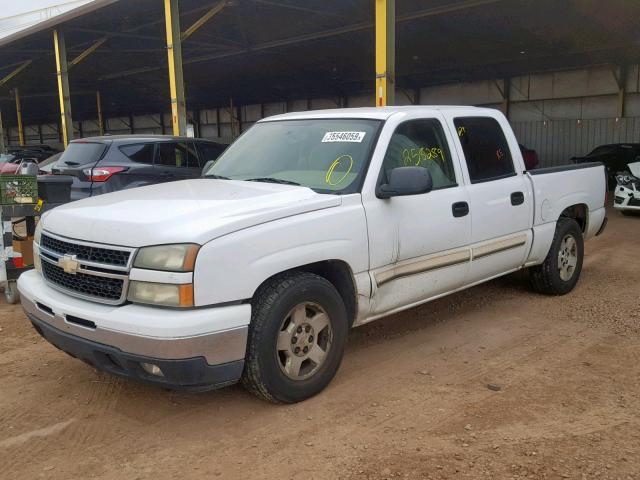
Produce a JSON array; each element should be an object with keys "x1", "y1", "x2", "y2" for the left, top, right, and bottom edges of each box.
[{"x1": 511, "y1": 117, "x2": 640, "y2": 167}]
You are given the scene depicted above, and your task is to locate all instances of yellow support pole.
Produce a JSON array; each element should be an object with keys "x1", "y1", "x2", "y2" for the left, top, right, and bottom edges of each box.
[
  {"x1": 164, "y1": 0, "x2": 187, "y2": 136},
  {"x1": 96, "y1": 90, "x2": 104, "y2": 135},
  {"x1": 0, "y1": 109, "x2": 6, "y2": 153},
  {"x1": 375, "y1": 0, "x2": 395, "y2": 107},
  {"x1": 53, "y1": 29, "x2": 73, "y2": 147},
  {"x1": 14, "y1": 88, "x2": 25, "y2": 146}
]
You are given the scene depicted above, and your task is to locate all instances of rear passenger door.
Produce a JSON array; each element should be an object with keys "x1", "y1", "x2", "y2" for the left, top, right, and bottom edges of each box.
[
  {"x1": 446, "y1": 113, "x2": 533, "y2": 284},
  {"x1": 155, "y1": 141, "x2": 201, "y2": 181},
  {"x1": 116, "y1": 143, "x2": 159, "y2": 189}
]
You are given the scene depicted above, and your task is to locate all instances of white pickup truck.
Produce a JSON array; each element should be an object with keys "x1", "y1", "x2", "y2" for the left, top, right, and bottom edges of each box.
[{"x1": 18, "y1": 106, "x2": 607, "y2": 403}]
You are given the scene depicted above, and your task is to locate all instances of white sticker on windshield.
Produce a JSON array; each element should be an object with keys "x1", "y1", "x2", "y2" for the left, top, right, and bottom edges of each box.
[{"x1": 322, "y1": 131, "x2": 366, "y2": 143}]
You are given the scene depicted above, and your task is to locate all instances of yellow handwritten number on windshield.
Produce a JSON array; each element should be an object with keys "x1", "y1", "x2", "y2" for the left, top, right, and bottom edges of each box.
[{"x1": 325, "y1": 154, "x2": 354, "y2": 186}]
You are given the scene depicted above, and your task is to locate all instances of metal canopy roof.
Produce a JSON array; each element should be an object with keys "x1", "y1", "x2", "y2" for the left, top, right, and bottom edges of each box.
[{"x1": 0, "y1": 0, "x2": 638, "y2": 128}]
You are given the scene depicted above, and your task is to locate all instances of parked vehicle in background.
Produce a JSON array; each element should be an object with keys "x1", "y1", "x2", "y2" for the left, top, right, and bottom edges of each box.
[
  {"x1": 0, "y1": 146, "x2": 62, "y2": 174},
  {"x1": 614, "y1": 161, "x2": 640, "y2": 215},
  {"x1": 52, "y1": 135, "x2": 227, "y2": 200},
  {"x1": 7, "y1": 144, "x2": 59, "y2": 163},
  {"x1": 519, "y1": 143, "x2": 539, "y2": 170},
  {"x1": 0, "y1": 153, "x2": 19, "y2": 174},
  {"x1": 573, "y1": 143, "x2": 640, "y2": 189},
  {"x1": 19, "y1": 106, "x2": 607, "y2": 403},
  {"x1": 37, "y1": 152, "x2": 63, "y2": 174},
  {"x1": 0, "y1": 153, "x2": 34, "y2": 174}
]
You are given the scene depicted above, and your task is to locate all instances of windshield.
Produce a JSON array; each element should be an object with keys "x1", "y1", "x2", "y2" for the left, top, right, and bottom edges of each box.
[
  {"x1": 204, "y1": 119, "x2": 381, "y2": 193},
  {"x1": 0, "y1": 154, "x2": 15, "y2": 163}
]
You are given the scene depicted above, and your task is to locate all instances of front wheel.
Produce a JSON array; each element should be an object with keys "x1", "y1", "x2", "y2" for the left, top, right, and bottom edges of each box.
[
  {"x1": 529, "y1": 218, "x2": 584, "y2": 295},
  {"x1": 242, "y1": 272, "x2": 348, "y2": 403}
]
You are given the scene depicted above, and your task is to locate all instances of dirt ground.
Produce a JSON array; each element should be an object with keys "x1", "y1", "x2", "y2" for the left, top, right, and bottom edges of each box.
[{"x1": 1, "y1": 207, "x2": 639, "y2": 480}]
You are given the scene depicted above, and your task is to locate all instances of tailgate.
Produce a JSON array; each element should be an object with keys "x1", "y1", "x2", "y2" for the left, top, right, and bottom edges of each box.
[{"x1": 52, "y1": 141, "x2": 109, "y2": 200}]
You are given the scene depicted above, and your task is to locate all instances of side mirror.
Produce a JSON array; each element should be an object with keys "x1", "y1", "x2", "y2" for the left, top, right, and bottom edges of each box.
[
  {"x1": 201, "y1": 159, "x2": 215, "y2": 175},
  {"x1": 377, "y1": 166, "x2": 433, "y2": 199}
]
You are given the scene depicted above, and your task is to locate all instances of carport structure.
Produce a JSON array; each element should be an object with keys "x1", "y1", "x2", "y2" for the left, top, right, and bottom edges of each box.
[{"x1": 0, "y1": 0, "x2": 639, "y2": 162}]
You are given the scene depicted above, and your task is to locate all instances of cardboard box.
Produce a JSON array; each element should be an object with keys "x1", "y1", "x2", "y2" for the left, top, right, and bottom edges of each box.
[{"x1": 12, "y1": 235, "x2": 34, "y2": 267}]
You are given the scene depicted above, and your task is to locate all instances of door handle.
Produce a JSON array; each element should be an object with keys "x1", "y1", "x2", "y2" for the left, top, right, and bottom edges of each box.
[
  {"x1": 511, "y1": 191, "x2": 525, "y2": 206},
  {"x1": 452, "y1": 201, "x2": 469, "y2": 218}
]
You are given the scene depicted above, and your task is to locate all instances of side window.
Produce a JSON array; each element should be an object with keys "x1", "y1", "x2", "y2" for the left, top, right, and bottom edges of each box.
[
  {"x1": 454, "y1": 117, "x2": 515, "y2": 183},
  {"x1": 119, "y1": 144, "x2": 155, "y2": 164},
  {"x1": 197, "y1": 142, "x2": 225, "y2": 165},
  {"x1": 156, "y1": 142, "x2": 199, "y2": 168},
  {"x1": 381, "y1": 119, "x2": 457, "y2": 189}
]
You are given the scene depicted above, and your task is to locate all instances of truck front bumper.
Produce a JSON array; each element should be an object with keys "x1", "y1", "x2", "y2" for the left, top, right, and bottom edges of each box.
[
  {"x1": 18, "y1": 270, "x2": 250, "y2": 391},
  {"x1": 614, "y1": 184, "x2": 640, "y2": 212}
]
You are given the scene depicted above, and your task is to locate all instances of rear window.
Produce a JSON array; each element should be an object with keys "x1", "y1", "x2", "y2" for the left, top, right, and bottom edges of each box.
[
  {"x1": 454, "y1": 117, "x2": 515, "y2": 183},
  {"x1": 119, "y1": 143, "x2": 155, "y2": 164},
  {"x1": 59, "y1": 142, "x2": 107, "y2": 166}
]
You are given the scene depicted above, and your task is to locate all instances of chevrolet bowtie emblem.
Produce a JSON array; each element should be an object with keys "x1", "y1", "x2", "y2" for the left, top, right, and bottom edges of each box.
[{"x1": 58, "y1": 254, "x2": 80, "y2": 274}]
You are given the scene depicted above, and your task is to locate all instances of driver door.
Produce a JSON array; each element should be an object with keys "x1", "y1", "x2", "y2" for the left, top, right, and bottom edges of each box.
[{"x1": 362, "y1": 114, "x2": 472, "y2": 315}]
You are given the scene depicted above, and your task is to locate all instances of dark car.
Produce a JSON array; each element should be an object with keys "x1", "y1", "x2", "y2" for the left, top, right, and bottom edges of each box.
[
  {"x1": 573, "y1": 143, "x2": 640, "y2": 189},
  {"x1": 7, "y1": 144, "x2": 59, "y2": 163},
  {"x1": 52, "y1": 135, "x2": 227, "y2": 200}
]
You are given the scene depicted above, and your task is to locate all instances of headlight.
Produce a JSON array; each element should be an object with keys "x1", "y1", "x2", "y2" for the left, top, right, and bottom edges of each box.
[
  {"x1": 127, "y1": 281, "x2": 194, "y2": 307},
  {"x1": 616, "y1": 174, "x2": 633, "y2": 186},
  {"x1": 33, "y1": 246, "x2": 42, "y2": 272},
  {"x1": 34, "y1": 221, "x2": 43, "y2": 244},
  {"x1": 133, "y1": 244, "x2": 199, "y2": 272},
  {"x1": 33, "y1": 222, "x2": 43, "y2": 272}
]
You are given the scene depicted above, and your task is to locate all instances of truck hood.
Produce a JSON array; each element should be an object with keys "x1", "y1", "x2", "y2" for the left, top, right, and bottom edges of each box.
[{"x1": 42, "y1": 179, "x2": 342, "y2": 247}]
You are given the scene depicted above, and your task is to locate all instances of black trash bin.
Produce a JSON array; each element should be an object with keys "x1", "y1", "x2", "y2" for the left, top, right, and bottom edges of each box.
[{"x1": 37, "y1": 175, "x2": 73, "y2": 204}]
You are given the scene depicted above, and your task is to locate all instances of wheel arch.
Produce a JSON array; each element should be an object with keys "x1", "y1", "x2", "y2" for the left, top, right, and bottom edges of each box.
[
  {"x1": 251, "y1": 260, "x2": 358, "y2": 327},
  {"x1": 559, "y1": 203, "x2": 588, "y2": 232}
]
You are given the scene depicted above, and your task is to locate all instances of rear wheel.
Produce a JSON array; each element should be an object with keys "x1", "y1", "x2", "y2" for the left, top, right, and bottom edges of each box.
[
  {"x1": 242, "y1": 272, "x2": 348, "y2": 403},
  {"x1": 529, "y1": 218, "x2": 584, "y2": 295}
]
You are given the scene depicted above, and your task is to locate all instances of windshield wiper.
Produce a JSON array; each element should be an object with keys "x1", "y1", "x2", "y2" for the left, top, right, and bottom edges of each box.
[
  {"x1": 205, "y1": 174, "x2": 231, "y2": 180},
  {"x1": 245, "y1": 177, "x2": 301, "y2": 186}
]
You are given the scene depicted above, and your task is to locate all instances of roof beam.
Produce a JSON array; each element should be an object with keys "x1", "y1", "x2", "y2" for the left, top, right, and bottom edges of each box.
[
  {"x1": 249, "y1": 0, "x2": 343, "y2": 18},
  {"x1": 182, "y1": 1, "x2": 227, "y2": 41},
  {"x1": 98, "y1": 0, "x2": 503, "y2": 81},
  {"x1": 0, "y1": 60, "x2": 33, "y2": 88},
  {"x1": 69, "y1": 36, "x2": 108, "y2": 68}
]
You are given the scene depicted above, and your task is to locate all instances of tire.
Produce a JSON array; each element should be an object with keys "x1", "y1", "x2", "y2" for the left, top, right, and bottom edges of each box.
[
  {"x1": 529, "y1": 218, "x2": 584, "y2": 295},
  {"x1": 621, "y1": 210, "x2": 638, "y2": 217},
  {"x1": 4, "y1": 281, "x2": 20, "y2": 304},
  {"x1": 241, "y1": 271, "x2": 348, "y2": 404}
]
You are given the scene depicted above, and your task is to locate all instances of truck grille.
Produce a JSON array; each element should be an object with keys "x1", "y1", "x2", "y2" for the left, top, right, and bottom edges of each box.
[
  {"x1": 42, "y1": 261, "x2": 124, "y2": 301},
  {"x1": 41, "y1": 234, "x2": 131, "y2": 267},
  {"x1": 38, "y1": 232, "x2": 134, "y2": 305}
]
